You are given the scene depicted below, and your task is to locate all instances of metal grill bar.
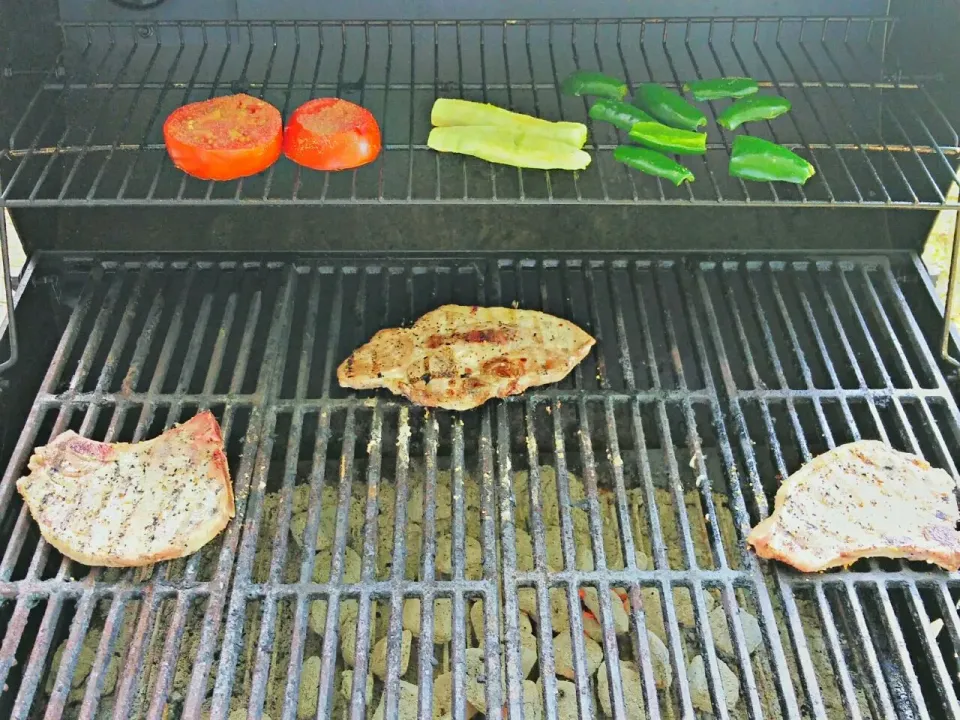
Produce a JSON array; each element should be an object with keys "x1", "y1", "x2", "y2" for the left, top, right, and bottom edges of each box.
[
  {"x1": 42, "y1": 270, "x2": 171, "y2": 720},
  {"x1": 411, "y1": 410, "x2": 437, "y2": 720},
  {"x1": 0, "y1": 264, "x2": 285, "y2": 719},
  {"x1": 1, "y1": 253, "x2": 960, "y2": 720},
  {"x1": 5, "y1": 565, "x2": 956, "y2": 598},
  {"x1": 698, "y1": 257, "x2": 960, "y2": 717},
  {"x1": 0, "y1": 269, "x2": 122, "y2": 707},
  {"x1": 0, "y1": 17, "x2": 958, "y2": 207},
  {"x1": 755, "y1": 265, "x2": 902, "y2": 716}
]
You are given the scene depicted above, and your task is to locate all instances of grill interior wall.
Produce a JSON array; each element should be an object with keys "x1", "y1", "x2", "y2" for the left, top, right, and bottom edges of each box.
[{"x1": 0, "y1": 255, "x2": 958, "y2": 719}]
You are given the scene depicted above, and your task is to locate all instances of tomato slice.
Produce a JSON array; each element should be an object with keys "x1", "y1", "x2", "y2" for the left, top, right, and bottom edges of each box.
[
  {"x1": 163, "y1": 94, "x2": 283, "y2": 181},
  {"x1": 283, "y1": 98, "x2": 382, "y2": 171}
]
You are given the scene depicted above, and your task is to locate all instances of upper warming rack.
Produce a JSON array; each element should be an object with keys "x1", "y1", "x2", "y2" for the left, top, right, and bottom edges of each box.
[{"x1": 2, "y1": 16, "x2": 959, "y2": 208}]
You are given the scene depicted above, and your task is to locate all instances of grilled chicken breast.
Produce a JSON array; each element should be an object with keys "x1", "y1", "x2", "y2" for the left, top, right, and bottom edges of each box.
[
  {"x1": 338, "y1": 305, "x2": 595, "y2": 410},
  {"x1": 747, "y1": 440, "x2": 960, "y2": 572},
  {"x1": 16, "y1": 411, "x2": 234, "y2": 567}
]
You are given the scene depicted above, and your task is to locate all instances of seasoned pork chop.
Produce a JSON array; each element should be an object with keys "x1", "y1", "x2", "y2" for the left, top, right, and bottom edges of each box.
[
  {"x1": 16, "y1": 411, "x2": 234, "y2": 567},
  {"x1": 338, "y1": 305, "x2": 595, "y2": 410},
  {"x1": 747, "y1": 440, "x2": 960, "y2": 572}
]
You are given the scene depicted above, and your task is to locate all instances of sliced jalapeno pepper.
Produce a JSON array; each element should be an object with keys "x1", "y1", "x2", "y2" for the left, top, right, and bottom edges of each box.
[
  {"x1": 683, "y1": 77, "x2": 759, "y2": 101},
  {"x1": 633, "y1": 83, "x2": 706, "y2": 131},
  {"x1": 588, "y1": 99, "x2": 654, "y2": 132},
  {"x1": 718, "y1": 96, "x2": 792, "y2": 131},
  {"x1": 628, "y1": 121, "x2": 707, "y2": 155},
  {"x1": 729, "y1": 135, "x2": 815, "y2": 185},
  {"x1": 613, "y1": 146, "x2": 694, "y2": 186},
  {"x1": 560, "y1": 71, "x2": 628, "y2": 100}
]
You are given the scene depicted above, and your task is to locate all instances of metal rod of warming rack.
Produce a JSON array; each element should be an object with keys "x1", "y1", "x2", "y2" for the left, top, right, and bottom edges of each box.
[
  {"x1": 940, "y1": 207, "x2": 960, "y2": 367},
  {"x1": 0, "y1": 206, "x2": 19, "y2": 373}
]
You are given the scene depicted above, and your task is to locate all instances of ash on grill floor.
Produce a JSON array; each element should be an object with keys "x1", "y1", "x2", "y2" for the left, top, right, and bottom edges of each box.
[{"x1": 1, "y1": 254, "x2": 959, "y2": 720}]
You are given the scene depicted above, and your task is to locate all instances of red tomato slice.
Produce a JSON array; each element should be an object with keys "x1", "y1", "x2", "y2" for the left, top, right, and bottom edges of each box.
[
  {"x1": 163, "y1": 94, "x2": 283, "y2": 181},
  {"x1": 283, "y1": 98, "x2": 382, "y2": 171}
]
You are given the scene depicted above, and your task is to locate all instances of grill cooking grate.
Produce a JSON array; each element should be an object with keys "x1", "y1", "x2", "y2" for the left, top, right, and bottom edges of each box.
[
  {"x1": 1, "y1": 16, "x2": 959, "y2": 208},
  {"x1": 0, "y1": 254, "x2": 958, "y2": 719}
]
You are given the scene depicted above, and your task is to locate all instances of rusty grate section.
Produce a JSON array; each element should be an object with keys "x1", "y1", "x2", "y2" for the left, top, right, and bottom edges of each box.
[{"x1": 0, "y1": 254, "x2": 958, "y2": 719}]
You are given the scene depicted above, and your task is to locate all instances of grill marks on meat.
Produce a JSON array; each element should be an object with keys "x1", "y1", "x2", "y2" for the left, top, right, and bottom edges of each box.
[
  {"x1": 747, "y1": 440, "x2": 960, "y2": 572},
  {"x1": 424, "y1": 327, "x2": 516, "y2": 349},
  {"x1": 337, "y1": 305, "x2": 595, "y2": 410},
  {"x1": 16, "y1": 411, "x2": 234, "y2": 567}
]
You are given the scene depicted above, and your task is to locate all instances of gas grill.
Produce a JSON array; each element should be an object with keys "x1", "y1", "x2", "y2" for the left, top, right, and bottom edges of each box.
[{"x1": 1, "y1": 2, "x2": 960, "y2": 719}]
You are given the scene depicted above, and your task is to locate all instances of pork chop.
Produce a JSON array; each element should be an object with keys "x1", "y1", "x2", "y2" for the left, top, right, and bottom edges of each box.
[
  {"x1": 16, "y1": 411, "x2": 234, "y2": 567},
  {"x1": 338, "y1": 304, "x2": 595, "y2": 411},
  {"x1": 747, "y1": 440, "x2": 960, "y2": 572}
]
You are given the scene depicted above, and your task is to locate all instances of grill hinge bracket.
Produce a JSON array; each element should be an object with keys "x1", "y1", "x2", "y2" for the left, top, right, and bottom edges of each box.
[{"x1": 940, "y1": 210, "x2": 960, "y2": 368}]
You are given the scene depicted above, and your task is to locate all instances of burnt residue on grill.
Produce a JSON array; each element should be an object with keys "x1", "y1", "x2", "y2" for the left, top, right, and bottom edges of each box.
[{"x1": 1, "y1": 255, "x2": 959, "y2": 719}]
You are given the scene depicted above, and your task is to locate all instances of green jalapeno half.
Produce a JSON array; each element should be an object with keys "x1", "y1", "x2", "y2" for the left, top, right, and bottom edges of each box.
[
  {"x1": 588, "y1": 99, "x2": 654, "y2": 132},
  {"x1": 717, "y1": 96, "x2": 792, "y2": 131},
  {"x1": 613, "y1": 146, "x2": 694, "y2": 186},
  {"x1": 728, "y1": 135, "x2": 815, "y2": 184},
  {"x1": 683, "y1": 77, "x2": 759, "y2": 101},
  {"x1": 628, "y1": 121, "x2": 707, "y2": 155},
  {"x1": 633, "y1": 83, "x2": 706, "y2": 131},
  {"x1": 560, "y1": 71, "x2": 628, "y2": 100}
]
